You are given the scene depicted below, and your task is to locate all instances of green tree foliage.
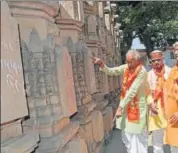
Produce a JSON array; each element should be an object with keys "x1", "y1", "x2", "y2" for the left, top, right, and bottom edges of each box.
[{"x1": 114, "y1": 1, "x2": 178, "y2": 54}]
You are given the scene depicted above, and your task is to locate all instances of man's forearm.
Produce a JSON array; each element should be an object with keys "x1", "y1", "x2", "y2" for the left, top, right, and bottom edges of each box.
[{"x1": 100, "y1": 64, "x2": 126, "y2": 76}]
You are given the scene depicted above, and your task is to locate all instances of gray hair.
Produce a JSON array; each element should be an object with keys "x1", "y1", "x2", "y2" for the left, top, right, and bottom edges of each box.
[
  {"x1": 173, "y1": 41, "x2": 178, "y2": 47},
  {"x1": 126, "y1": 49, "x2": 141, "y2": 61}
]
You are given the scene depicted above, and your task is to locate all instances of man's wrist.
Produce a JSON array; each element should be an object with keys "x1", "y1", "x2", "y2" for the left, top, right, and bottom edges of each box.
[
  {"x1": 118, "y1": 106, "x2": 123, "y2": 110},
  {"x1": 99, "y1": 61, "x2": 104, "y2": 68}
]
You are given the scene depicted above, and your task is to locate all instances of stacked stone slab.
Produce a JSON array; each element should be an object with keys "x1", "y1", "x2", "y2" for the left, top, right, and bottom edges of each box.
[
  {"x1": 1, "y1": 2, "x2": 39, "y2": 153},
  {"x1": 58, "y1": 1, "x2": 121, "y2": 153},
  {"x1": 20, "y1": 27, "x2": 63, "y2": 136},
  {"x1": 1, "y1": 120, "x2": 39, "y2": 153},
  {"x1": 7, "y1": 1, "x2": 87, "y2": 153},
  {"x1": 2, "y1": 1, "x2": 122, "y2": 153},
  {"x1": 67, "y1": 38, "x2": 98, "y2": 153},
  {"x1": 56, "y1": 3, "x2": 100, "y2": 152},
  {"x1": 92, "y1": 92, "x2": 113, "y2": 145}
]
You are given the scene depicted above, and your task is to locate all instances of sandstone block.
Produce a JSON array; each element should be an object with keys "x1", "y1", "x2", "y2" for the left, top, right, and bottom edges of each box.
[
  {"x1": 52, "y1": 104, "x2": 62, "y2": 114},
  {"x1": 92, "y1": 93, "x2": 105, "y2": 103},
  {"x1": 37, "y1": 121, "x2": 79, "y2": 152},
  {"x1": 95, "y1": 100, "x2": 108, "y2": 111},
  {"x1": 27, "y1": 98, "x2": 35, "y2": 108},
  {"x1": 92, "y1": 142, "x2": 103, "y2": 153},
  {"x1": 29, "y1": 108, "x2": 38, "y2": 118},
  {"x1": 1, "y1": 119, "x2": 22, "y2": 142},
  {"x1": 83, "y1": 50, "x2": 97, "y2": 95},
  {"x1": 1, "y1": 131, "x2": 39, "y2": 153},
  {"x1": 78, "y1": 102, "x2": 96, "y2": 117},
  {"x1": 82, "y1": 95, "x2": 92, "y2": 105},
  {"x1": 22, "y1": 119, "x2": 38, "y2": 134},
  {"x1": 65, "y1": 136, "x2": 88, "y2": 153},
  {"x1": 75, "y1": 112, "x2": 92, "y2": 125},
  {"x1": 49, "y1": 94, "x2": 60, "y2": 105},
  {"x1": 58, "y1": 135, "x2": 88, "y2": 153},
  {"x1": 91, "y1": 111, "x2": 104, "y2": 143},
  {"x1": 56, "y1": 47, "x2": 77, "y2": 117},
  {"x1": 38, "y1": 117, "x2": 70, "y2": 138},
  {"x1": 79, "y1": 122, "x2": 94, "y2": 153},
  {"x1": 36, "y1": 105, "x2": 52, "y2": 117},
  {"x1": 102, "y1": 107, "x2": 113, "y2": 134},
  {"x1": 35, "y1": 97, "x2": 49, "y2": 107},
  {"x1": 35, "y1": 104, "x2": 62, "y2": 117},
  {"x1": 23, "y1": 112, "x2": 64, "y2": 128},
  {"x1": 1, "y1": 1, "x2": 28, "y2": 123},
  {"x1": 37, "y1": 113, "x2": 64, "y2": 125}
]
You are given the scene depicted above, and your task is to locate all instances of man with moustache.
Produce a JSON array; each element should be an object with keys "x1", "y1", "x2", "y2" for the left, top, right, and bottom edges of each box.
[
  {"x1": 93, "y1": 50, "x2": 151, "y2": 153},
  {"x1": 164, "y1": 42, "x2": 178, "y2": 153},
  {"x1": 147, "y1": 50, "x2": 171, "y2": 153}
]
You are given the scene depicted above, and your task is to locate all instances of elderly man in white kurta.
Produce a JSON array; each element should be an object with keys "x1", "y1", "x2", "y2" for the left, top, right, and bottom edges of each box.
[{"x1": 93, "y1": 50, "x2": 152, "y2": 153}]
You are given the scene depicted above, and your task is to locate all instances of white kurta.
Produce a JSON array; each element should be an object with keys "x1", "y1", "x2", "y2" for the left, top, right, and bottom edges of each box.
[{"x1": 147, "y1": 65, "x2": 171, "y2": 153}]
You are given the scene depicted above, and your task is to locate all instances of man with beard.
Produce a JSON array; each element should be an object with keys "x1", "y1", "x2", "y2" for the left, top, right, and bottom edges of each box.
[
  {"x1": 164, "y1": 42, "x2": 178, "y2": 153},
  {"x1": 147, "y1": 50, "x2": 171, "y2": 153},
  {"x1": 93, "y1": 50, "x2": 151, "y2": 153}
]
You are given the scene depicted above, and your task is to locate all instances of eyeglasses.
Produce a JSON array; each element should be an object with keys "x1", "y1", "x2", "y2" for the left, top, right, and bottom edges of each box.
[{"x1": 151, "y1": 59, "x2": 161, "y2": 63}]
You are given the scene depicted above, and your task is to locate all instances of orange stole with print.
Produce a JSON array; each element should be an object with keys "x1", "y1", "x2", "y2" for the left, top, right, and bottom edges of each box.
[
  {"x1": 121, "y1": 63, "x2": 142, "y2": 123},
  {"x1": 153, "y1": 66, "x2": 165, "y2": 108},
  {"x1": 127, "y1": 97, "x2": 140, "y2": 123}
]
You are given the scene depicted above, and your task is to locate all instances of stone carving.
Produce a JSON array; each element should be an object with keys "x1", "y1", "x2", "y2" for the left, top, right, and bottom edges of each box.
[
  {"x1": 76, "y1": 40, "x2": 97, "y2": 95},
  {"x1": 1, "y1": 1, "x2": 28, "y2": 123},
  {"x1": 2, "y1": 1, "x2": 122, "y2": 153},
  {"x1": 65, "y1": 37, "x2": 89, "y2": 106},
  {"x1": 87, "y1": 15, "x2": 98, "y2": 40},
  {"x1": 21, "y1": 30, "x2": 59, "y2": 98},
  {"x1": 73, "y1": 1, "x2": 79, "y2": 20},
  {"x1": 91, "y1": 111, "x2": 104, "y2": 143},
  {"x1": 8, "y1": 1, "x2": 58, "y2": 23},
  {"x1": 55, "y1": 45, "x2": 77, "y2": 117}
]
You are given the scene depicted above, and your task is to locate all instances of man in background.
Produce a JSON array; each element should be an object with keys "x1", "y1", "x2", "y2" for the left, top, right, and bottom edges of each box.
[
  {"x1": 147, "y1": 50, "x2": 171, "y2": 153},
  {"x1": 164, "y1": 42, "x2": 178, "y2": 153}
]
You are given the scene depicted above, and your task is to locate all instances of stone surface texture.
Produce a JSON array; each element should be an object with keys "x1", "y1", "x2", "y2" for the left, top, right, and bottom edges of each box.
[{"x1": 1, "y1": 1, "x2": 121, "y2": 153}]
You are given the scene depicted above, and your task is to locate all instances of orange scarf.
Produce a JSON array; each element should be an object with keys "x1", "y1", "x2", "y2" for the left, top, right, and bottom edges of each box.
[
  {"x1": 166, "y1": 65, "x2": 178, "y2": 101},
  {"x1": 121, "y1": 63, "x2": 142, "y2": 122},
  {"x1": 153, "y1": 66, "x2": 165, "y2": 108}
]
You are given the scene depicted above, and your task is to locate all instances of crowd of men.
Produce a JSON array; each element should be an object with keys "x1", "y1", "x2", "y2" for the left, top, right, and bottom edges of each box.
[{"x1": 93, "y1": 41, "x2": 178, "y2": 153}]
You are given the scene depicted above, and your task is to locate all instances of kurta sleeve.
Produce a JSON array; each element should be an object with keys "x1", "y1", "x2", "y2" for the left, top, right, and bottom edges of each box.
[
  {"x1": 100, "y1": 64, "x2": 126, "y2": 76},
  {"x1": 119, "y1": 69, "x2": 146, "y2": 108}
]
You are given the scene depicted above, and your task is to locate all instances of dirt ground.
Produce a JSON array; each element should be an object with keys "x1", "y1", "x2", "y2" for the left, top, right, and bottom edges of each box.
[{"x1": 104, "y1": 129, "x2": 171, "y2": 153}]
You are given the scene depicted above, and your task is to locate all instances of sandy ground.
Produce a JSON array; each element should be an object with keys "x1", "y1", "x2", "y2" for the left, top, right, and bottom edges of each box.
[{"x1": 104, "y1": 129, "x2": 171, "y2": 153}]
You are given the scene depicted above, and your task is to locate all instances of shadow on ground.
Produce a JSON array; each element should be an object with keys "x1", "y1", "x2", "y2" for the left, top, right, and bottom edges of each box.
[{"x1": 104, "y1": 129, "x2": 171, "y2": 153}]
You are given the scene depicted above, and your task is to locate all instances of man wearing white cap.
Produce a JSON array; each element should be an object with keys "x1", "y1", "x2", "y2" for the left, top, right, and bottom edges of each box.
[{"x1": 147, "y1": 50, "x2": 171, "y2": 153}]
